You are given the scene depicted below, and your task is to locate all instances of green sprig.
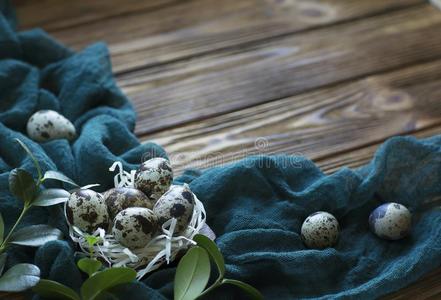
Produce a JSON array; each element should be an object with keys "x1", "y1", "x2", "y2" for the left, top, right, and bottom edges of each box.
[
  {"x1": 174, "y1": 234, "x2": 263, "y2": 300},
  {"x1": 0, "y1": 139, "x2": 72, "y2": 292}
]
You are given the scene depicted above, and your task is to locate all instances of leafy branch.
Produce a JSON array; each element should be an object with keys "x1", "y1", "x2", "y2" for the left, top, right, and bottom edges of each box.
[
  {"x1": 0, "y1": 139, "x2": 74, "y2": 292},
  {"x1": 6, "y1": 140, "x2": 137, "y2": 299},
  {"x1": 174, "y1": 234, "x2": 263, "y2": 300}
]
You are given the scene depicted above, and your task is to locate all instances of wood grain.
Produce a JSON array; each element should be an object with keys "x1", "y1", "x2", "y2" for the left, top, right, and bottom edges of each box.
[
  {"x1": 13, "y1": 0, "x2": 177, "y2": 31},
  {"x1": 140, "y1": 59, "x2": 441, "y2": 174},
  {"x1": 119, "y1": 5, "x2": 441, "y2": 136},
  {"x1": 14, "y1": 0, "x2": 423, "y2": 73},
  {"x1": 317, "y1": 124, "x2": 441, "y2": 174}
]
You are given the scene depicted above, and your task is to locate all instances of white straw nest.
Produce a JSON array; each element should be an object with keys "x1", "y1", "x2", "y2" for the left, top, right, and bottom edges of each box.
[{"x1": 64, "y1": 161, "x2": 207, "y2": 279}]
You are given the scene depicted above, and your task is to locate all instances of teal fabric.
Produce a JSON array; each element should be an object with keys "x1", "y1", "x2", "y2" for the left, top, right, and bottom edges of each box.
[{"x1": 1, "y1": 2, "x2": 441, "y2": 299}]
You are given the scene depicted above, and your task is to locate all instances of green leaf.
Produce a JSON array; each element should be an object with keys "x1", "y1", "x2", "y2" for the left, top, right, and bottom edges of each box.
[
  {"x1": 81, "y1": 267, "x2": 136, "y2": 300},
  {"x1": 85, "y1": 235, "x2": 101, "y2": 248},
  {"x1": 222, "y1": 279, "x2": 263, "y2": 300},
  {"x1": 0, "y1": 263, "x2": 40, "y2": 292},
  {"x1": 43, "y1": 170, "x2": 79, "y2": 187},
  {"x1": 33, "y1": 279, "x2": 81, "y2": 300},
  {"x1": 15, "y1": 138, "x2": 42, "y2": 181},
  {"x1": 193, "y1": 234, "x2": 225, "y2": 278},
  {"x1": 32, "y1": 188, "x2": 70, "y2": 207},
  {"x1": 0, "y1": 212, "x2": 4, "y2": 244},
  {"x1": 10, "y1": 224, "x2": 63, "y2": 247},
  {"x1": 9, "y1": 168, "x2": 37, "y2": 204},
  {"x1": 174, "y1": 246, "x2": 211, "y2": 300},
  {"x1": 0, "y1": 253, "x2": 7, "y2": 276},
  {"x1": 77, "y1": 258, "x2": 102, "y2": 277}
]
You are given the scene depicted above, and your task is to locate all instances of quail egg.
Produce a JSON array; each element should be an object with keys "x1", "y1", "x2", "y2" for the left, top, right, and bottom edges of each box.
[
  {"x1": 153, "y1": 184, "x2": 195, "y2": 234},
  {"x1": 104, "y1": 187, "x2": 155, "y2": 219},
  {"x1": 301, "y1": 211, "x2": 340, "y2": 249},
  {"x1": 112, "y1": 207, "x2": 158, "y2": 249},
  {"x1": 66, "y1": 189, "x2": 109, "y2": 233},
  {"x1": 369, "y1": 202, "x2": 412, "y2": 240},
  {"x1": 134, "y1": 157, "x2": 173, "y2": 200},
  {"x1": 27, "y1": 109, "x2": 76, "y2": 142}
]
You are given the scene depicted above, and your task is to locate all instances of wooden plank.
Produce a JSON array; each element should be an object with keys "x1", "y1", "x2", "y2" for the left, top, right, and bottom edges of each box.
[
  {"x1": 120, "y1": 5, "x2": 441, "y2": 136},
  {"x1": 13, "y1": 0, "x2": 176, "y2": 31},
  {"x1": 21, "y1": 0, "x2": 424, "y2": 73},
  {"x1": 317, "y1": 124, "x2": 441, "y2": 174},
  {"x1": 140, "y1": 59, "x2": 441, "y2": 174}
]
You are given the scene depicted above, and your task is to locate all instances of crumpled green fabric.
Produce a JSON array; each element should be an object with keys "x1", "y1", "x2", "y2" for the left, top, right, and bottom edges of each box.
[{"x1": 0, "y1": 2, "x2": 440, "y2": 299}]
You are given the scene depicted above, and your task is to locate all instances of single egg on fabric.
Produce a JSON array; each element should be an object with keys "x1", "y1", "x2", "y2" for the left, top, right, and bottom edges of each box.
[
  {"x1": 66, "y1": 189, "x2": 110, "y2": 233},
  {"x1": 301, "y1": 211, "x2": 340, "y2": 249},
  {"x1": 153, "y1": 184, "x2": 195, "y2": 234},
  {"x1": 27, "y1": 109, "x2": 76, "y2": 142},
  {"x1": 134, "y1": 157, "x2": 173, "y2": 200},
  {"x1": 112, "y1": 207, "x2": 158, "y2": 249},
  {"x1": 104, "y1": 187, "x2": 155, "y2": 219},
  {"x1": 369, "y1": 202, "x2": 412, "y2": 240}
]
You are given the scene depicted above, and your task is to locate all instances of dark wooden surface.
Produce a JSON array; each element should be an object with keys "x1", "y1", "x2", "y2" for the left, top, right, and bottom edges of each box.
[{"x1": 10, "y1": 0, "x2": 441, "y2": 299}]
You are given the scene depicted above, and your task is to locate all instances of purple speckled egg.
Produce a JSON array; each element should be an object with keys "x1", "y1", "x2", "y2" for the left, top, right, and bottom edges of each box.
[{"x1": 369, "y1": 202, "x2": 411, "y2": 240}]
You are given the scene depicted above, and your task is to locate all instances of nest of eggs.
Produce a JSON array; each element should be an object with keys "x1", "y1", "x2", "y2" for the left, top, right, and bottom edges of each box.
[{"x1": 64, "y1": 158, "x2": 206, "y2": 279}]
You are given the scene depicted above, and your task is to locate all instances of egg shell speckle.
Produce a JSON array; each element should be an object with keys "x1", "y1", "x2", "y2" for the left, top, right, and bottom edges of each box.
[
  {"x1": 104, "y1": 187, "x2": 155, "y2": 219},
  {"x1": 153, "y1": 184, "x2": 195, "y2": 234},
  {"x1": 369, "y1": 202, "x2": 411, "y2": 240},
  {"x1": 301, "y1": 211, "x2": 339, "y2": 249},
  {"x1": 27, "y1": 110, "x2": 76, "y2": 142},
  {"x1": 66, "y1": 189, "x2": 109, "y2": 233},
  {"x1": 134, "y1": 157, "x2": 173, "y2": 200},
  {"x1": 112, "y1": 207, "x2": 158, "y2": 249}
]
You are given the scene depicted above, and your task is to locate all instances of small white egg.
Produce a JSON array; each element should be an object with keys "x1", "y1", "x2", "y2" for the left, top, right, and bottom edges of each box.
[
  {"x1": 112, "y1": 207, "x2": 158, "y2": 249},
  {"x1": 301, "y1": 211, "x2": 340, "y2": 249},
  {"x1": 134, "y1": 157, "x2": 173, "y2": 200},
  {"x1": 369, "y1": 202, "x2": 412, "y2": 240},
  {"x1": 103, "y1": 187, "x2": 155, "y2": 219},
  {"x1": 153, "y1": 184, "x2": 195, "y2": 234},
  {"x1": 27, "y1": 110, "x2": 76, "y2": 142},
  {"x1": 66, "y1": 189, "x2": 109, "y2": 233}
]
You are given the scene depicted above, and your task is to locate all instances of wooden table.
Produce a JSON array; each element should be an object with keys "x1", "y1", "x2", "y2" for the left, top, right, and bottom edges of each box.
[{"x1": 10, "y1": 0, "x2": 441, "y2": 299}]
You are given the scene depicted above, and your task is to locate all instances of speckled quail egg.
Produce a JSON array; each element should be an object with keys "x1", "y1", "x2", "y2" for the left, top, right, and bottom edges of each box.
[
  {"x1": 301, "y1": 211, "x2": 340, "y2": 249},
  {"x1": 27, "y1": 110, "x2": 76, "y2": 142},
  {"x1": 66, "y1": 189, "x2": 109, "y2": 233},
  {"x1": 112, "y1": 207, "x2": 158, "y2": 249},
  {"x1": 134, "y1": 157, "x2": 173, "y2": 200},
  {"x1": 153, "y1": 184, "x2": 195, "y2": 234},
  {"x1": 104, "y1": 187, "x2": 155, "y2": 220},
  {"x1": 369, "y1": 202, "x2": 412, "y2": 240}
]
